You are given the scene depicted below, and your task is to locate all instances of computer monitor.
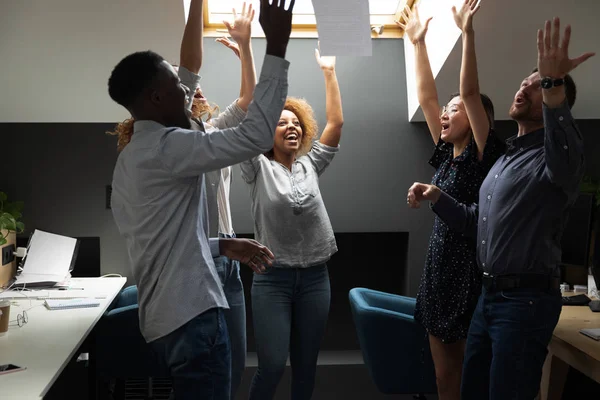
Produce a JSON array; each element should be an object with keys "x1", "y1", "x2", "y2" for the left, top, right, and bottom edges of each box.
[{"x1": 561, "y1": 193, "x2": 595, "y2": 268}]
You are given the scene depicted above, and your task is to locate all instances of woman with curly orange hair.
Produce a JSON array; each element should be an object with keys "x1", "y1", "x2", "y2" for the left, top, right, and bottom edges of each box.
[{"x1": 240, "y1": 46, "x2": 343, "y2": 400}]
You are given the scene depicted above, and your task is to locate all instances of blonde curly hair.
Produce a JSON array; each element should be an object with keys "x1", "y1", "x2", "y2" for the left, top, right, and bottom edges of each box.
[
  {"x1": 107, "y1": 95, "x2": 218, "y2": 152},
  {"x1": 265, "y1": 97, "x2": 318, "y2": 158}
]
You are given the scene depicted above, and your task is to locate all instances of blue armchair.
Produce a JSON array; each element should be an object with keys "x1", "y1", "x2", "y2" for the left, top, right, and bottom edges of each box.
[
  {"x1": 95, "y1": 285, "x2": 169, "y2": 398},
  {"x1": 349, "y1": 288, "x2": 437, "y2": 397}
]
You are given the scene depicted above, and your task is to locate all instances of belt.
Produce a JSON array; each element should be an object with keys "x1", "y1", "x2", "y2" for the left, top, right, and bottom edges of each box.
[{"x1": 482, "y1": 273, "x2": 560, "y2": 292}]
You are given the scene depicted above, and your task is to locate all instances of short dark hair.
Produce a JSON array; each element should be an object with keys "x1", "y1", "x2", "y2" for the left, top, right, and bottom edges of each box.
[
  {"x1": 108, "y1": 51, "x2": 165, "y2": 109},
  {"x1": 449, "y1": 92, "x2": 495, "y2": 129},
  {"x1": 531, "y1": 67, "x2": 577, "y2": 109}
]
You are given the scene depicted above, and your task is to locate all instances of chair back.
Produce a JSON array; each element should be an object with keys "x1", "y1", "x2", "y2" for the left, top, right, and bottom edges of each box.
[{"x1": 349, "y1": 287, "x2": 437, "y2": 394}]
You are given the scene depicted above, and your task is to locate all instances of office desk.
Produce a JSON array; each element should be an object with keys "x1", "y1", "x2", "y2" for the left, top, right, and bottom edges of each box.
[
  {"x1": 541, "y1": 294, "x2": 600, "y2": 400},
  {"x1": 0, "y1": 277, "x2": 126, "y2": 399}
]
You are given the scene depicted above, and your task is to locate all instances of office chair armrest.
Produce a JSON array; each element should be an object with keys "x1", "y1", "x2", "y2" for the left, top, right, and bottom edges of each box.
[
  {"x1": 113, "y1": 285, "x2": 138, "y2": 308},
  {"x1": 350, "y1": 288, "x2": 417, "y2": 316},
  {"x1": 98, "y1": 304, "x2": 141, "y2": 337},
  {"x1": 360, "y1": 306, "x2": 417, "y2": 323},
  {"x1": 105, "y1": 303, "x2": 138, "y2": 319}
]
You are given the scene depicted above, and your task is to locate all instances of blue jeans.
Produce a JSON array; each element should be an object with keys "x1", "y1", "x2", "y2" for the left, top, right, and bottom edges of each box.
[
  {"x1": 461, "y1": 287, "x2": 562, "y2": 400},
  {"x1": 214, "y1": 251, "x2": 246, "y2": 400},
  {"x1": 149, "y1": 308, "x2": 231, "y2": 400},
  {"x1": 249, "y1": 264, "x2": 331, "y2": 400}
]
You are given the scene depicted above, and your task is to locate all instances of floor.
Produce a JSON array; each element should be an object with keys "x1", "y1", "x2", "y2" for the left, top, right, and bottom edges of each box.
[
  {"x1": 44, "y1": 349, "x2": 600, "y2": 400},
  {"x1": 45, "y1": 351, "x2": 438, "y2": 400}
]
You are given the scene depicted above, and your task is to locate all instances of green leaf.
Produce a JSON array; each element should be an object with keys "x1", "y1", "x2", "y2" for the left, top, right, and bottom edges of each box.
[
  {"x1": 15, "y1": 221, "x2": 25, "y2": 233},
  {"x1": 0, "y1": 237, "x2": 6, "y2": 246},
  {"x1": 0, "y1": 192, "x2": 6, "y2": 202},
  {"x1": 2, "y1": 201, "x2": 24, "y2": 221},
  {"x1": 5, "y1": 208, "x2": 22, "y2": 219},
  {"x1": 0, "y1": 212, "x2": 17, "y2": 232}
]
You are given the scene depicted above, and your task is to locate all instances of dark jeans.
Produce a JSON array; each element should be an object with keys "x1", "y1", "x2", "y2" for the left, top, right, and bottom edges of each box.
[
  {"x1": 461, "y1": 286, "x2": 562, "y2": 400},
  {"x1": 150, "y1": 308, "x2": 231, "y2": 400},
  {"x1": 249, "y1": 264, "x2": 331, "y2": 400},
  {"x1": 214, "y1": 253, "x2": 246, "y2": 400}
]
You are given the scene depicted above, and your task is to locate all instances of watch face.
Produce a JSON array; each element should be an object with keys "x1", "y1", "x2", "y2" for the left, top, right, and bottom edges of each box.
[{"x1": 541, "y1": 78, "x2": 553, "y2": 89}]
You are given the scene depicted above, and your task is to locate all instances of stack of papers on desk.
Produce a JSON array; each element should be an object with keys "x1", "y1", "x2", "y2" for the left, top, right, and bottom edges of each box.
[
  {"x1": 14, "y1": 230, "x2": 78, "y2": 288},
  {"x1": 44, "y1": 298, "x2": 100, "y2": 310}
]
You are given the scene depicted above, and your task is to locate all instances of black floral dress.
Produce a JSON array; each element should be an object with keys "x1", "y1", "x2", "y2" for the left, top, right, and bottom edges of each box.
[{"x1": 414, "y1": 132, "x2": 505, "y2": 343}]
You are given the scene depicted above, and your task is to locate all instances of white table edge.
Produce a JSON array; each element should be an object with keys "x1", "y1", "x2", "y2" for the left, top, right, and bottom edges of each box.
[{"x1": 38, "y1": 277, "x2": 127, "y2": 398}]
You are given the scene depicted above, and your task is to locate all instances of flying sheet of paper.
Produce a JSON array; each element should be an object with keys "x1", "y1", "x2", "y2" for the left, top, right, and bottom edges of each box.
[{"x1": 312, "y1": 0, "x2": 372, "y2": 57}]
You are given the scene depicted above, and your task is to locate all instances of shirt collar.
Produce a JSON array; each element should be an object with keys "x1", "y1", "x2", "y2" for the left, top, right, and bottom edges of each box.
[
  {"x1": 133, "y1": 120, "x2": 165, "y2": 134},
  {"x1": 130, "y1": 118, "x2": 205, "y2": 144},
  {"x1": 505, "y1": 127, "x2": 544, "y2": 153},
  {"x1": 438, "y1": 136, "x2": 475, "y2": 163}
]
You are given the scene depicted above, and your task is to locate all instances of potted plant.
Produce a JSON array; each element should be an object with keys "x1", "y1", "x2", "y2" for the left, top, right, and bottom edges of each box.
[{"x1": 0, "y1": 191, "x2": 25, "y2": 246}]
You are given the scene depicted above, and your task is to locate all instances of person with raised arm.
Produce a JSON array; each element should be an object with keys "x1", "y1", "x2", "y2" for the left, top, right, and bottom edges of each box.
[
  {"x1": 407, "y1": 17, "x2": 594, "y2": 400},
  {"x1": 240, "y1": 44, "x2": 343, "y2": 400},
  {"x1": 397, "y1": 2, "x2": 504, "y2": 398},
  {"x1": 108, "y1": 0, "x2": 295, "y2": 398}
]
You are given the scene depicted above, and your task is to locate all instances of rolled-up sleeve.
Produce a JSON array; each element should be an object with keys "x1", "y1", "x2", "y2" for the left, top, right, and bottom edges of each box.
[
  {"x1": 240, "y1": 156, "x2": 262, "y2": 183},
  {"x1": 543, "y1": 102, "x2": 585, "y2": 189},
  {"x1": 307, "y1": 141, "x2": 339, "y2": 175},
  {"x1": 178, "y1": 66, "x2": 202, "y2": 112},
  {"x1": 209, "y1": 101, "x2": 247, "y2": 130}
]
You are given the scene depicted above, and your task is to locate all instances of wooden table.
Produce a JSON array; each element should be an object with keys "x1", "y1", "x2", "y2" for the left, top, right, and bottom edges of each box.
[{"x1": 541, "y1": 293, "x2": 600, "y2": 400}]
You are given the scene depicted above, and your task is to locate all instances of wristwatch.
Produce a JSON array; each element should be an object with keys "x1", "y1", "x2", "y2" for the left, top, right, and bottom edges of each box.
[{"x1": 540, "y1": 77, "x2": 565, "y2": 89}]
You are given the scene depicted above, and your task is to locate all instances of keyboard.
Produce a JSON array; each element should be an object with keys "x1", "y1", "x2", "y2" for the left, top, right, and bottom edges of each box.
[
  {"x1": 562, "y1": 294, "x2": 591, "y2": 306},
  {"x1": 590, "y1": 300, "x2": 600, "y2": 312}
]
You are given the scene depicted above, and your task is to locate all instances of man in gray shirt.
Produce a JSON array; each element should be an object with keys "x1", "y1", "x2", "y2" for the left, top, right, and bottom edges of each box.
[
  {"x1": 107, "y1": 1, "x2": 296, "y2": 399},
  {"x1": 407, "y1": 18, "x2": 594, "y2": 399}
]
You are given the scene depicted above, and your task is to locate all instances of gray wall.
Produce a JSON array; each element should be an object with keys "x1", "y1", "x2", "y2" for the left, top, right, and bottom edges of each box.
[{"x1": 0, "y1": 38, "x2": 436, "y2": 295}]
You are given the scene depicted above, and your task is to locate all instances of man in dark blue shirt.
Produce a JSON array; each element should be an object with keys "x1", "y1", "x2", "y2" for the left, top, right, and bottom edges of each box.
[{"x1": 407, "y1": 18, "x2": 594, "y2": 399}]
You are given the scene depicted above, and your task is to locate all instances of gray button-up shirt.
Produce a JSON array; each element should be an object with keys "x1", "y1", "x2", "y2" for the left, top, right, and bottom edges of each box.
[
  {"x1": 432, "y1": 102, "x2": 585, "y2": 276},
  {"x1": 111, "y1": 55, "x2": 289, "y2": 342},
  {"x1": 240, "y1": 141, "x2": 339, "y2": 267}
]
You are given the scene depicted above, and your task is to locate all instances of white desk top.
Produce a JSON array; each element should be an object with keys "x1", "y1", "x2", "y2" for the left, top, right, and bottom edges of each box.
[{"x1": 0, "y1": 277, "x2": 126, "y2": 399}]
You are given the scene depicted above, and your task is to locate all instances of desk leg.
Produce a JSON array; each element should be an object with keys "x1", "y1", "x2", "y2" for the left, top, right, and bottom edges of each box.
[
  {"x1": 87, "y1": 330, "x2": 97, "y2": 400},
  {"x1": 540, "y1": 351, "x2": 569, "y2": 400}
]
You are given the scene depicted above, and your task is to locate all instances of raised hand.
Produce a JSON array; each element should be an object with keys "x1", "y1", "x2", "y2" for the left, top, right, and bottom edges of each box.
[
  {"x1": 315, "y1": 42, "x2": 335, "y2": 71},
  {"x1": 452, "y1": 0, "x2": 480, "y2": 33},
  {"x1": 260, "y1": 0, "x2": 295, "y2": 58},
  {"x1": 396, "y1": 4, "x2": 432, "y2": 45},
  {"x1": 216, "y1": 36, "x2": 241, "y2": 58},
  {"x1": 407, "y1": 182, "x2": 441, "y2": 209},
  {"x1": 537, "y1": 17, "x2": 595, "y2": 80},
  {"x1": 223, "y1": 2, "x2": 254, "y2": 46}
]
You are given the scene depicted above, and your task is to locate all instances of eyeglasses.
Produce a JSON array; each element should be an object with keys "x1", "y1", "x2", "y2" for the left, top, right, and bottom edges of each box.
[
  {"x1": 440, "y1": 105, "x2": 459, "y2": 117},
  {"x1": 16, "y1": 310, "x2": 28, "y2": 327}
]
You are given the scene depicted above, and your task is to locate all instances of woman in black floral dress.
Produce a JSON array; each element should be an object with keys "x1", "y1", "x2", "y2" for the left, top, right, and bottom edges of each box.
[{"x1": 398, "y1": 2, "x2": 505, "y2": 399}]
